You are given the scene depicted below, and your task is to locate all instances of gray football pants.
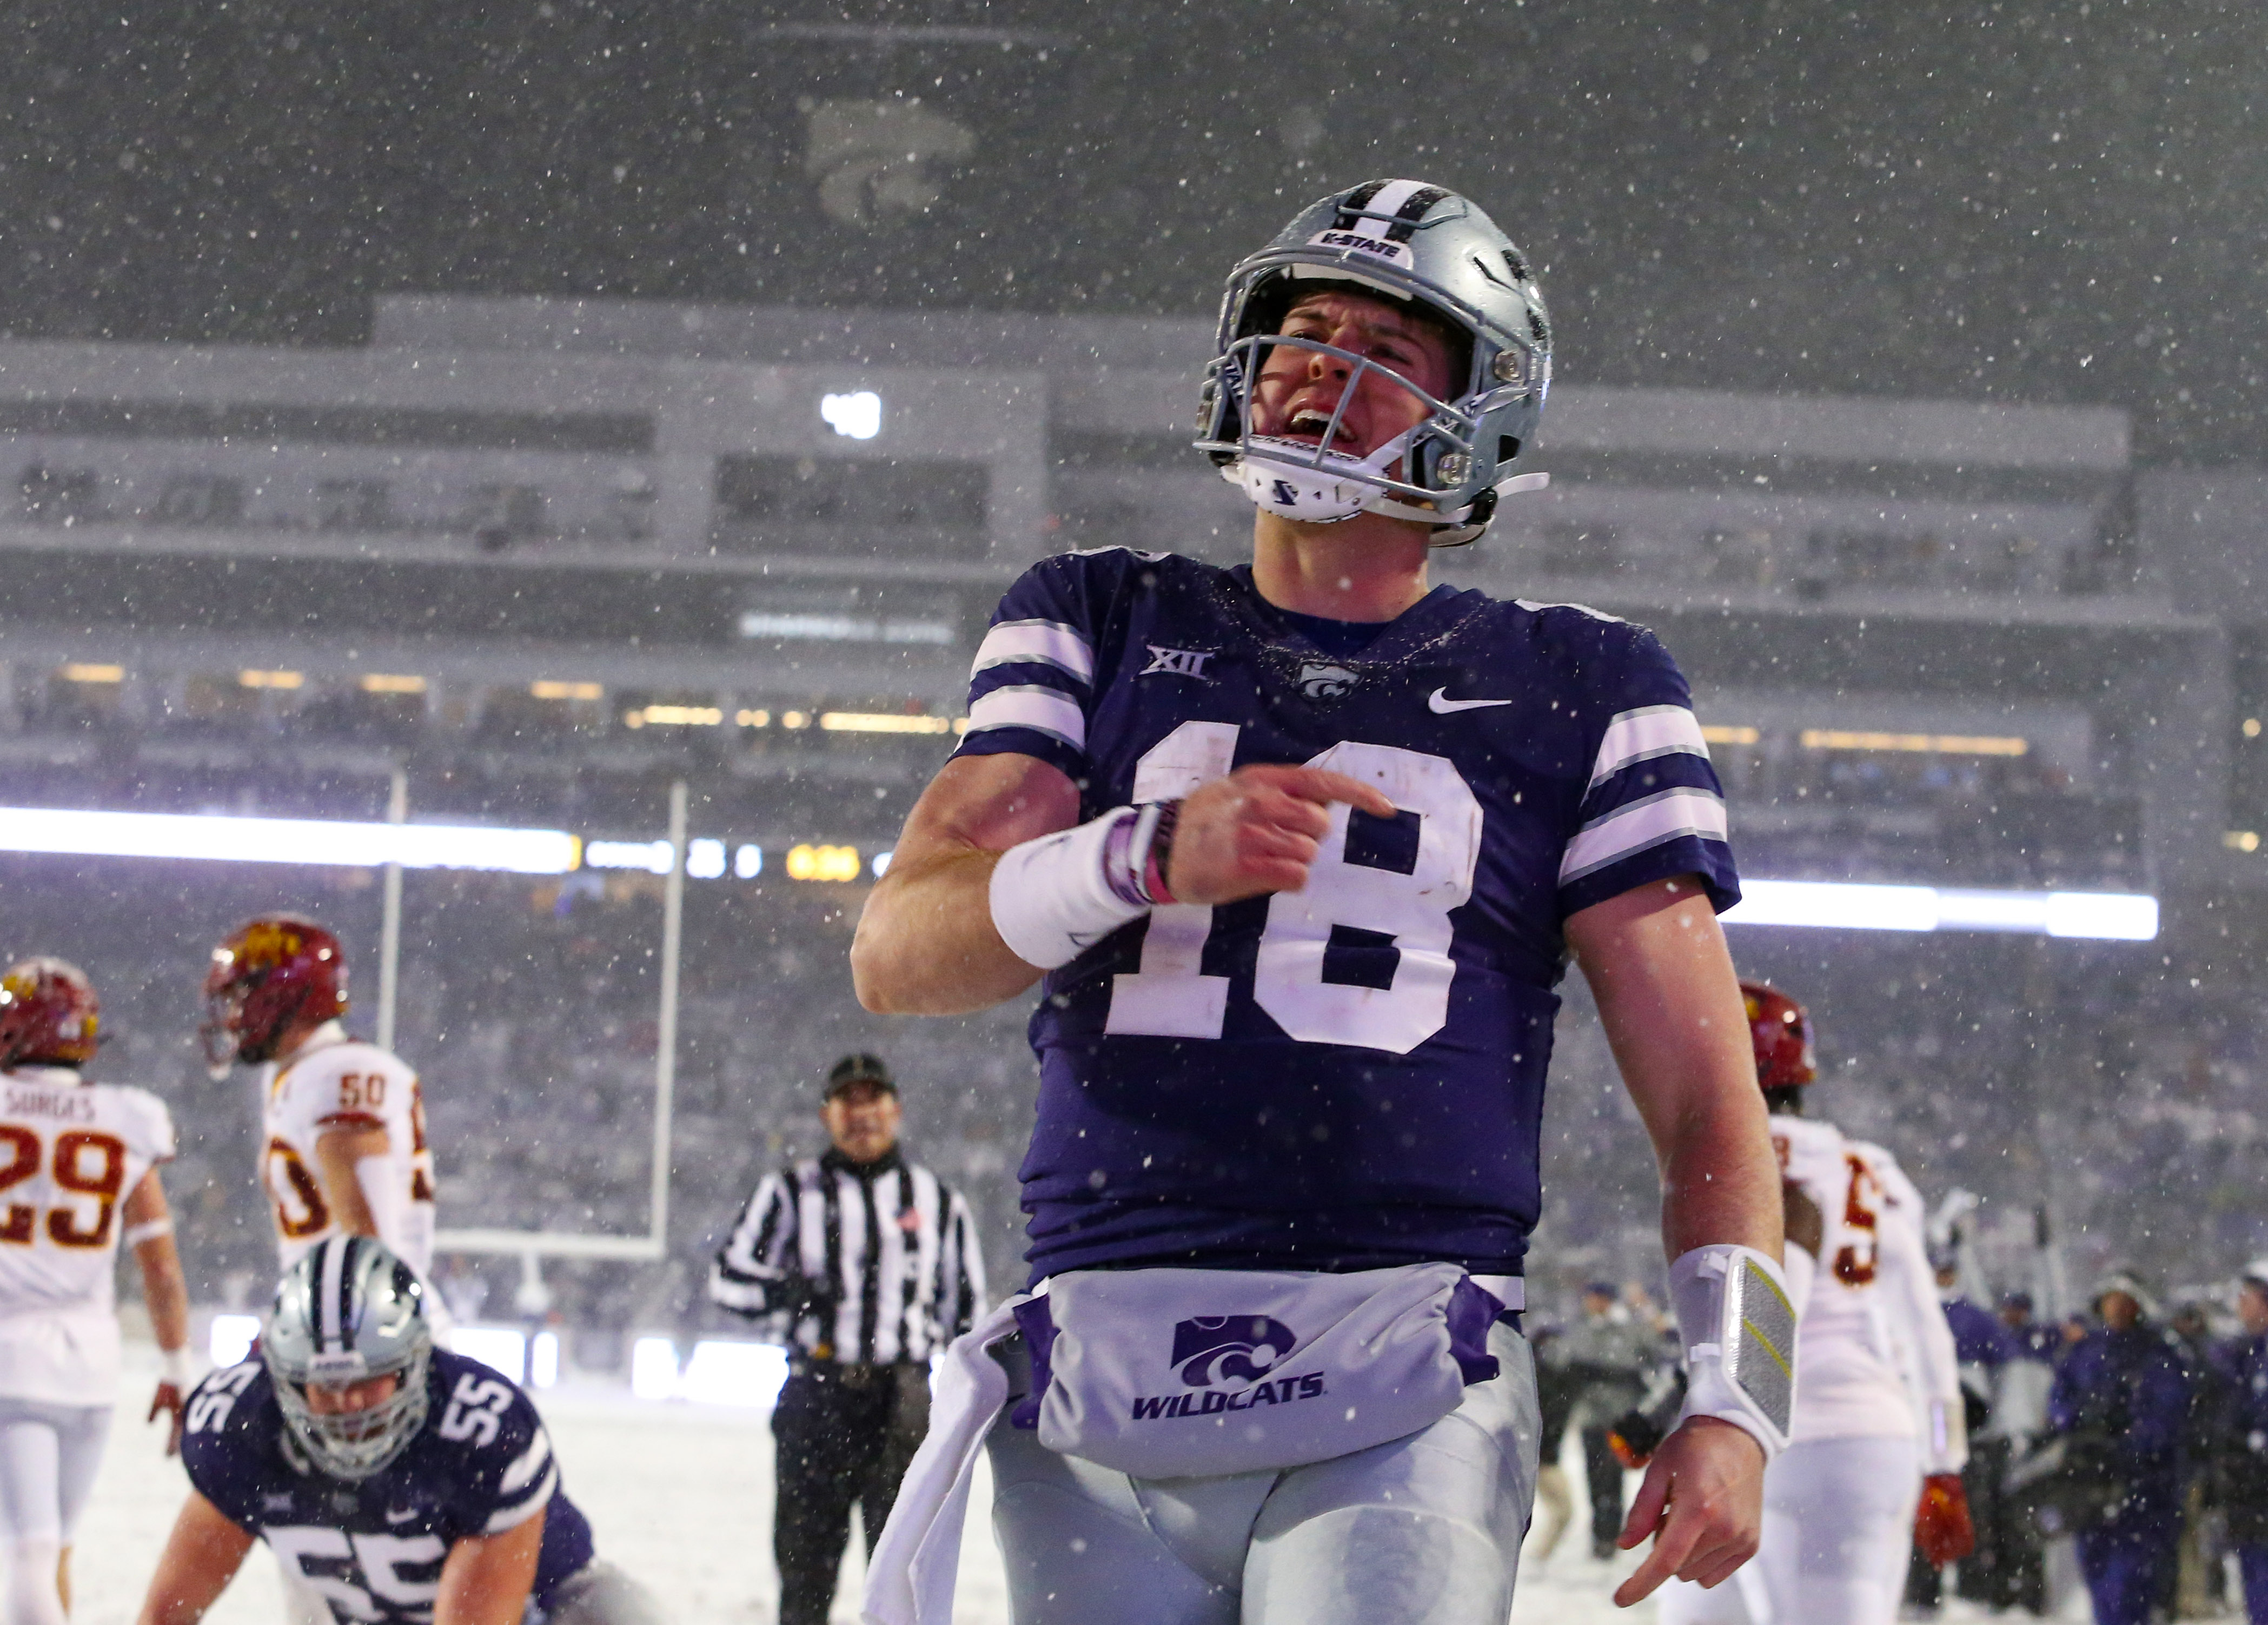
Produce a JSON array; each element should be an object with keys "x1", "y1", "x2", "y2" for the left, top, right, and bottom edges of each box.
[
  {"x1": 985, "y1": 1319, "x2": 1538, "y2": 1625},
  {"x1": 542, "y1": 1559, "x2": 667, "y2": 1625}
]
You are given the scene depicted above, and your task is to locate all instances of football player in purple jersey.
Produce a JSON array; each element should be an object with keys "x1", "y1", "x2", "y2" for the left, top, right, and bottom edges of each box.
[{"x1": 854, "y1": 180, "x2": 1786, "y2": 1625}]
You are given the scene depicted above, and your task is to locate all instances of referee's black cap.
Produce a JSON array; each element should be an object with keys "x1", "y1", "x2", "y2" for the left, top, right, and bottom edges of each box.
[{"x1": 824, "y1": 1052, "x2": 897, "y2": 1100}]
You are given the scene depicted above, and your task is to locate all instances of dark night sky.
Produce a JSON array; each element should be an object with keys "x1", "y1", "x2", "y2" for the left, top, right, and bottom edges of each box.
[{"x1": 3, "y1": 0, "x2": 2263, "y2": 463}]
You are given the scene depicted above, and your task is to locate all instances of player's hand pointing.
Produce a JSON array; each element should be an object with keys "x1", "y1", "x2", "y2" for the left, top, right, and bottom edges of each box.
[
  {"x1": 1167, "y1": 765, "x2": 1397, "y2": 905},
  {"x1": 1612, "y1": 1415, "x2": 1765, "y2": 1606}
]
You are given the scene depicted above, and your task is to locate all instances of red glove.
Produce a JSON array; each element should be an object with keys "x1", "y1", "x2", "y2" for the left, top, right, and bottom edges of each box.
[{"x1": 1915, "y1": 1473, "x2": 1975, "y2": 1566}]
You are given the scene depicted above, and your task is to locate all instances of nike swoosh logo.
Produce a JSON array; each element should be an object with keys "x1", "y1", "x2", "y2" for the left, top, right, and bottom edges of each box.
[{"x1": 1427, "y1": 688, "x2": 1515, "y2": 714}]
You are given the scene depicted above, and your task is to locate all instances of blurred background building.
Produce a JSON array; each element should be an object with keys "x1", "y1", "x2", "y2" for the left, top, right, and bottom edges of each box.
[
  {"x1": 5, "y1": 0, "x2": 2268, "y2": 1375},
  {"x1": 0, "y1": 293, "x2": 2258, "y2": 1370}
]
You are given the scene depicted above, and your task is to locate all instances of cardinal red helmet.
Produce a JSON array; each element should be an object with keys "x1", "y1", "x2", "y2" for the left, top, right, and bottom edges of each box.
[
  {"x1": 0, "y1": 958, "x2": 99, "y2": 1069},
  {"x1": 202, "y1": 915, "x2": 348, "y2": 1071},
  {"x1": 1741, "y1": 980, "x2": 1816, "y2": 1093}
]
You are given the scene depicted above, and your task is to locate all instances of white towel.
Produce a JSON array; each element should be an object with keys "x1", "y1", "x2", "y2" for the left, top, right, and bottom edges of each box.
[{"x1": 861, "y1": 1296, "x2": 1025, "y2": 1625}]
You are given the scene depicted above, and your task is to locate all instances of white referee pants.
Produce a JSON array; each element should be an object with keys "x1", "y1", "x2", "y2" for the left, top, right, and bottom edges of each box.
[
  {"x1": 1657, "y1": 1434, "x2": 1921, "y2": 1625},
  {"x1": 984, "y1": 1320, "x2": 1539, "y2": 1625},
  {"x1": 0, "y1": 1397, "x2": 110, "y2": 1625}
]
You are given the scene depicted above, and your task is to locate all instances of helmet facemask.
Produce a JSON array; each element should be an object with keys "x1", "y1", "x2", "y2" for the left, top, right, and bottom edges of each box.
[
  {"x1": 1208, "y1": 327, "x2": 1516, "y2": 532},
  {"x1": 1196, "y1": 181, "x2": 1553, "y2": 547},
  {"x1": 264, "y1": 1236, "x2": 435, "y2": 1482},
  {"x1": 274, "y1": 1348, "x2": 433, "y2": 1481}
]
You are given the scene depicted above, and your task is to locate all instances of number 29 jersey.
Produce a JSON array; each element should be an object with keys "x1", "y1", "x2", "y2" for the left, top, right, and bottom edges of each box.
[
  {"x1": 0, "y1": 1065, "x2": 174, "y2": 1404},
  {"x1": 956, "y1": 549, "x2": 1741, "y2": 1282}
]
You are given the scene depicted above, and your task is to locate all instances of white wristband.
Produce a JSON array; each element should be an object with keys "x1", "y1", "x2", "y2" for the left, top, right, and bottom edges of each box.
[
  {"x1": 123, "y1": 1217, "x2": 174, "y2": 1248},
  {"x1": 989, "y1": 809, "x2": 1150, "y2": 970},
  {"x1": 1669, "y1": 1243, "x2": 1798, "y2": 1461},
  {"x1": 160, "y1": 1346, "x2": 194, "y2": 1387}
]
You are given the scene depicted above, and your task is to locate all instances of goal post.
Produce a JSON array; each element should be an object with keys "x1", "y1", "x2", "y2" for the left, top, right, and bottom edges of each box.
[{"x1": 429, "y1": 778, "x2": 684, "y2": 1265}]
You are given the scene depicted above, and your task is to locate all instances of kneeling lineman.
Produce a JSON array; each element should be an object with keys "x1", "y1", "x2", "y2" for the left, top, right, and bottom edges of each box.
[
  {"x1": 0, "y1": 958, "x2": 190, "y2": 1625},
  {"x1": 1657, "y1": 983, "x2": 1971, "y2": 1625},
  {"x1": 139, "y1": 1237, "x2": 659, "y2": 1625}
]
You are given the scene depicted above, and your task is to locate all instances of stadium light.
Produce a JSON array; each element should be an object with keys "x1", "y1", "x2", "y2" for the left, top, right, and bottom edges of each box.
[
  {"x1": 584, "y1": 838, "x2": 674, "y2": 875},
  {"x1": 686, "y1": 838, "x2": 727, "y2": 879},
  {"x1": 1723, "y1": 880, "x2": 2158, "y2": 941},
  {"x1": 820, "y1": 712, "x2": 954, "y2": 735},
  {"x1": 208, "y1": 1314, "x2": 261, "y2": 1368},
  {"x1": 786, "y1": 843, "x2": 862, "y2": 882},
  {"x1": 0, "y1": 806, "x2": 580, "y2": 875},
  {"x1": 734, "y1": 843, "x2": 764, "y2": 878},
  {"x1": 630, "y1": 1336, "x2": 679, "y2": 1401},
  {"x1": 678, "y1": 1341, "x2": 788, "y2": 1408},
  {"x1": 820, "y1": 389, "x2": 883, "y2": 440},
  {"x1": 449, "y1": 1325, "x2": 528, "y2": 1383}
]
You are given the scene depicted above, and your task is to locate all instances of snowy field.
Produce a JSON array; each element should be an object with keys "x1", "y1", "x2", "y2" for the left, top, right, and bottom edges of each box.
[{"x1": 77, "y1": 1345, "x2": 2082, "y2": 1624}]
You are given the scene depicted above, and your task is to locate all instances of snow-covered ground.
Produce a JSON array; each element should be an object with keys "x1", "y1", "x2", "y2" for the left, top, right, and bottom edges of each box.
[{"x1": 74, "y1": 1345, "x2": 2078, "y2": 1623}]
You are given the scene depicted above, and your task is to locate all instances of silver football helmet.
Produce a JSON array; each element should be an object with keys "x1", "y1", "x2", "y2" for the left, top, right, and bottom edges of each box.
[
  {"x1": 1195, "y1": 178, "x2": 1553, "y2": 546},
  {"x1": 264, "y1": 1236, "x2": 434, "y2": 1481}
]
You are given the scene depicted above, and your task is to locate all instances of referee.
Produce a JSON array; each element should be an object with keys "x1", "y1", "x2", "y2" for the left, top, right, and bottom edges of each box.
[{"x1": 711, "y1": 1053, "x2": 987, "y2": 1625}]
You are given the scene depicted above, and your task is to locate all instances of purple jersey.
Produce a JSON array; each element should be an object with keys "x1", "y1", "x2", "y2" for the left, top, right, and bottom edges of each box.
[
  {"x1": 959, "y1": 549, "x2": 1739, "y2": 1283},
  {"x1": 180, "y1": 1351, "x2": 593, "y2": 1624}
]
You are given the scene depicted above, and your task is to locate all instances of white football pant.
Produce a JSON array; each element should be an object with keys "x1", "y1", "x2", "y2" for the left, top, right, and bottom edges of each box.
[
  {"x1": 984, "y1": 1321, "x2": 1538, "y2": 1625},
  {"x1": 0, "y1": 1398, "x2": 110, "y2": 1625},
  {"x1": 1657, "y1": 1434, "x2": 1921, "y2": 1625}
]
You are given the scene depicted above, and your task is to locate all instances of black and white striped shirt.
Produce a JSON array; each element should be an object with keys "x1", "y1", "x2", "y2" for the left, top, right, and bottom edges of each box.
[{"x1": 709, "y1": 1148, "x2": 986, "y2": 1365}]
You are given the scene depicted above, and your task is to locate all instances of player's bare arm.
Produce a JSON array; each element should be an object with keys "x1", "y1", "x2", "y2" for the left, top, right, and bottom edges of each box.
[
  {"x1": 1783, "y1": 1179, "x2": 1825, "y2": 1258},
  {"x1": 313, "y1": 1121, "x2": 390, "y2": 1238},
  {"x1": 852, "y1": 751, "x2": 1392, "y2": 1014},
  {"x1": 433, "y1": 1512, "x2": 547, "y2": 1625},
  {"x1": 136, "y1": 1490, "x2": 254, "y2": 1625},
  {"x1": 1566, "y1": 874, "x2": 1782, "y2": 1605},
  {"x1": 851, "y1": 753, "x2": 1079, "y2": 1014},
  {"x1": 123, "y1": 1168, "x2": 193, "y2": 1452}
]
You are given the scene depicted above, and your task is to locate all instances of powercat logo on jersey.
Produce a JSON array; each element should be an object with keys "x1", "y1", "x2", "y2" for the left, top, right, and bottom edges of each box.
[
  {"x1": 1308, "y1": 228, "x2": 1412, "y2": 266},
  {"x1": 1174, "y1": 1314, "x2": 1297, "y2": 1385},
  {"x1": 1298, "y1": 662, "x2": 1360, "y2": 700},
  {"x1": 1140, "y1": 646, "x2": 1213, "y2": 679},
  {"x1": 1129, "y1": 1314, "x2": 1328, "y2": 1421}
]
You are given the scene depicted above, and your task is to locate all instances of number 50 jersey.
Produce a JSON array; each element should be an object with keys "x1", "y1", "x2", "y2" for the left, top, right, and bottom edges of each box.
[
  {"x1": 260, "y1": 1021, "x2": 435, "y2": 1278},
  {"x1": 956, "y1": 549, "x2": 1741, "y2": 1283}
]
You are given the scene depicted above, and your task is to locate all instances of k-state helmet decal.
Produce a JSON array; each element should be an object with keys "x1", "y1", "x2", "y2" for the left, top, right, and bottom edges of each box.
[{"x1": 1170, "y1": 1314, "x2": 1299, "y2": 1388}]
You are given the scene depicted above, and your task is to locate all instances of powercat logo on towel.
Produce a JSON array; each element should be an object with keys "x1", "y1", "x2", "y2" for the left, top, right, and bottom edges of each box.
[{"x1": 1129, "y1": 1315, "x2": 1328, "y2": 1421}]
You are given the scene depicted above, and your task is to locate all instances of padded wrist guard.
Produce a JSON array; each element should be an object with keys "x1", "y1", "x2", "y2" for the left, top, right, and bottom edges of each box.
[
  {"x1": 1669, "y1": 1244, "x2": 1798, "y2": 1461},
  {"x1": 989, "y1": 808, "x2": 1151, "y2": 970}
]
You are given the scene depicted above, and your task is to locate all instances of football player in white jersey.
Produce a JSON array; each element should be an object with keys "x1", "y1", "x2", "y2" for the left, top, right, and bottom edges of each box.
[
  {"x1": 0, "y1": 957, "x2": 191, "y2": 1625},
  {"x1": 1658, "y1": 982, "x2": 1970, "y2": 1625},
  {"x1": 201, "y1": 916, "x2": 435, "y2": 1279}
]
